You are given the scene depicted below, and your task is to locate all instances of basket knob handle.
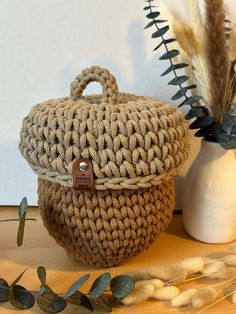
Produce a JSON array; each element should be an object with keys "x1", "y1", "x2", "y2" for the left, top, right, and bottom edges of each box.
[{"x1": 70, "y1": 66, "x2": 119, "y2": 104}]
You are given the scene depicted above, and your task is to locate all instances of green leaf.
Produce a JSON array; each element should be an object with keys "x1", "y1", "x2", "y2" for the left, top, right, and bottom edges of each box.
[
  {"x1": 159, "y1": 49, "x2": 180, "y2": 60},
  {"x1": 179, "y1": 96, "x2": 203, "y2": 107},
  {"x1": 94, "y1": 296, "x2": 112, "y2": 313},
  {"x1": 221, "y1": 112, "x2": 236, "y2": 135},
  {"x1": 143, "y1": 5, "x2": 157, "y2": 10},
  {"x1": 218, "y1": 134, "x2": 236, "y2": 149},
  {"x1": 161, "y1": 63, "x2": 188, "y2": 76},
  {"x1": 0, "y1": 278, "x2": 9, "y2": 302},
  {"x1": 187, "y1": 84, "x2": 197, "y2": 90},
  {"x1": 8, "y1": 285, "x2": 35, "y2": 309},
  {"x1": 17, "y1": 213, "x2": 26, "y2": 247},
  {"x1": 168, "y1": 76, "x2": 189, "y2": 86},
  {"x1": 152, "y1": 26, "x2": 169, "y2": 38},
  {"x1": 194, "y1": 126, "x2": 212, "y2": 137},
  {"x1": 189, "y1": 116, "x2": 214, "y2": 129},
  {"x1": 144, "y1": 20, "x2": 167, "y2": 29},
  {"x1": 110, "y1": 275, "x2": 135, "y2": 299},
  {"x1": 171, "y1": 87, "x2": 188, "y2": 100},
  {"x1": 66, "y1": 291, "x2": 93, "y2": 312},
  {"x1": 64, "y1": 274, "x2": 90, "y2": 299},
  {"x1": 37, "y1": 284, "x2": 67, "y2": 313},
  {"x1": 154, "y1": 38, "x2": 176, "y2": 51},
  {"x1": 19, "y1": 197, "x2": 28, "y2": 220},
  {"x1": 146, "y1": 11, "x2": 160, "y2": 19},
  {"x1": 37, "y1": 266, "x2": 47, "y2": 286},
  {"x1": 185, "y1": 107, "x2": 205, "y2": 120},
  {"x1": 90, "y1": 273, "x2": 111, "y2": 299}
]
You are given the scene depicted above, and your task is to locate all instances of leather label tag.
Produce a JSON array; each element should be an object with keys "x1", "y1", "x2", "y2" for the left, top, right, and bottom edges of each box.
[{"x1": 73, "y1": 159, "x2": 94, "y2": 190}]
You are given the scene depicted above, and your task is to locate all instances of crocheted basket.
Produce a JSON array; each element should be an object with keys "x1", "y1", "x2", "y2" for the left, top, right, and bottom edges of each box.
[{"x1": 19, "y1": 66, "x2": 189, "y2": 267}]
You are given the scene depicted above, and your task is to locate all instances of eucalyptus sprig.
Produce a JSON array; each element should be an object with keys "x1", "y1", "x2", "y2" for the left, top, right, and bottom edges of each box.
[
  {"x1": 144, "y1": 0, "x2": 236, "y2": 149},
  {"x1": 0, "y1": 197, "x2": 36, "y2": 246},
  {"x1": 0, "y1": 267, "x2": 135, "y2": 313}
]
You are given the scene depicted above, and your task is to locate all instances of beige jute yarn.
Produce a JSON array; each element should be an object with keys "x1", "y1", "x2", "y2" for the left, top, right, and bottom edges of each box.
[{"x1": 19, "y1": 66, "x2": 189, "y2": 266}]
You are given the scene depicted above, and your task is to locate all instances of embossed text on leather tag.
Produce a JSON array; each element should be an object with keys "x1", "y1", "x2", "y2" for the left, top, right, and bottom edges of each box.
[{"x1": 73, "y1": 159, "x2": 94, "y2": 190}]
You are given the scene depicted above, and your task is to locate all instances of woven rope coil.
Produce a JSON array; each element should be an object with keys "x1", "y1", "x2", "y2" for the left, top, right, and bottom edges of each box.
[
  {"x1": 38, "y1": 177, "x2": 175, "y2": 267},
  {"x1": 19, "y1": 66, "x2": 189, "y2": 190}
]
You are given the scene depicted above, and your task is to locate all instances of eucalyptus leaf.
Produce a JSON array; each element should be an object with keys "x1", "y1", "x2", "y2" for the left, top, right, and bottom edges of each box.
[
  {"x1": 221, "y1": 112, "x2": 236, "y2": 135},
  {"x1": 159, "y1": 49, "x2": 179, "y2": 60},
  {"x1": 8, "y1": 284, "x2": 35, "y2": 309},
  {"x1": 186, "y1": 84, "x2": 197, "y2": 90},
  {"x1": 17, "y1": 212, "x2": 26, "y2": 247},
  {"x1": 90, "y1": 273, "x2": 111, "y2": 299},
  {"x1": 185, "y1": 107, "x2": 205, "y2": 120},
  {"x1": 218, "y1": 134, "x2": 236, "y2": 149},
  {"x1": 0, "y1": 278, "x2": 9, "y2": 302},
  {"x1": 152, "y1": 26, "x2": 169, "y2": 38},
  {"x1": 143, "y1": 5, "x2": 157, "y2": 10},
  {"x1": 171, "y1": 87, "x2": 188, "y2": 100},
  {"x1": 146, "y1": 11, "x2": 160, "y2": 19},
  {"x1": 66, "y1": 290, "x2": 93, "y2": 311},
  {"x1": 37, "y1": 284, "x2": 67, "y2": 313},
  {"x1": 168, "y1": 75, "x2": 189, "y2": 86},
  {"x1": 64, "y1": 274, "x2": 90, "y2": 299},
  {"x1": 19, "y1": 197, "x2": 28, "y2": 220},
  {"x1": 37, "y1": 266, "x2": 47, "y2": 286},
  {"x1": 153, "y1": 38, "x2": 176, "y2": 51},
  {"x1": 194, "y1": 126, "x2": 213, "y2": 137},
  {"x1": 179, "y1": 96, "x2": 203, "y2": 107},
  {"x1": 190, "y1": 116, "x2": 214, "y2": 129},
  {"x1": 93, "y1": 296, "x2": 112, "y2": 313},
  {"x1": 161, "y1": 62, "x2": 188, "y2": 76},
  {"x1": 110, "y1": 275, "x2": 135, "y2": 299}
]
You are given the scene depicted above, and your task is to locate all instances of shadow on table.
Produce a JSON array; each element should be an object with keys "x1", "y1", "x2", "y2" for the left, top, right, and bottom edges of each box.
[{"x1": 165, "y1": 212, "x2": 193, "y2": 241}]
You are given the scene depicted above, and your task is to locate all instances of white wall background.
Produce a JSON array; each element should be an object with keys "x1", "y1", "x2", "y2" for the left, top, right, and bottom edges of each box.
[{"x1": 0, "y1": 0, "x2": 235, "y2": 206}]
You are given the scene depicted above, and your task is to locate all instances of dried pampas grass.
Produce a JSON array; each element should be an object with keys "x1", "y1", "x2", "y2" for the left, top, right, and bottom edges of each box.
[
  {"x1": 185, "y1": 0, "x2": 213, "y2": 107},
  {"x1": 151, "y1": 286, "x2": 179, "y2": 300},
  {"x1": 205, "y1": 0, "x2": 230, "y2": 117},
  {"x1": 229, "y1": 26, "x2": 236, "y2": 61},
  {"x1": 134, "y1": 263, "x2": 187, "y2": 283},
  {"x1": 173, "y1": 20, "x2": 200, "y2": 55},
  {"x1": 122, "y1": 247, "x2": 236, "y2": 312},
  {"x1": 178, "y1": 257, "x2": 205, "y2": 274},
  {"x1": 171, "y1": 288, "x2": 198, "y2": 307},
  {"x1": 191, "y1": 287, "x2": 218, "y2": 309}
]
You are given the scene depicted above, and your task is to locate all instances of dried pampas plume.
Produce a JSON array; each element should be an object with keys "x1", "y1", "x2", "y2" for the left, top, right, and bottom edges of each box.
[
  {"x1": 205, "y1": 0, "x2": 230, "y2": 116},
  {"x1": 229, "y1": 26, "x2": 236, "y2": 61},
  {"x1": 185, "y1": 0, "x2": 213, "y2": 107},
  {"x1": 173, "y1": 20, "x2": 200, "y2": 55}
]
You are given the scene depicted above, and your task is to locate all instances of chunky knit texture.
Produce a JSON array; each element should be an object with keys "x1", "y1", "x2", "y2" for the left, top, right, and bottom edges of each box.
[
  {"x1": 19, "y1": 66, "x2": 189, "y2": 190},
  {"x1": 38, "y1": 177, "x2": 175, "y2": 267},
  {"x1": 19, "y1": 66, "x2": 189, "y2": 266}
]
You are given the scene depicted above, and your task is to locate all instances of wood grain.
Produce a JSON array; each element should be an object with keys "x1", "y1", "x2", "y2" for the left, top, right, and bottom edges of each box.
[{"x1": 0, "y1": 207, "x2": 234, "y2": 314}]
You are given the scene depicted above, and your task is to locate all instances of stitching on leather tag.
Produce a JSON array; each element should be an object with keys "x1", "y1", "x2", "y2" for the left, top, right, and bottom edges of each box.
[{"x1": 73, "y1": 159, "x2": 94, "y2": 190}]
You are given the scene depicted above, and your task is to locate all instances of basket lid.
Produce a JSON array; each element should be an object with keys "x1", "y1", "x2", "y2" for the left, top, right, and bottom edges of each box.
[{"x1": 19, "y1": 66, "x2": 189, "y2": 190}]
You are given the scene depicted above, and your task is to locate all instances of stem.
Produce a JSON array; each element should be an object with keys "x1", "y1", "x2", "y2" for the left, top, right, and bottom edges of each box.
[
  {"x1": 0, "y1": 218, "x2": 37, "y2": 222},
  {"x1": 148, "y1": 2, "x2": 188, "y2": 102},
  {"x1": 196, "y1": 285, "x2": 236, "y2": 314}
]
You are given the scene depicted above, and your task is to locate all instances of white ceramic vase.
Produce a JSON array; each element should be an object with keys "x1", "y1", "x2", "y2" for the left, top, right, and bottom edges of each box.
[{"x1": 183, "y1": 139, "x2": 236, "y2": 243}]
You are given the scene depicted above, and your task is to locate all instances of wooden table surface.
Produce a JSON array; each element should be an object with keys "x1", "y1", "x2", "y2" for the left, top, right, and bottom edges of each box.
[{"x1": 0, "y1": 206, "x2": 235, "y2": 314}]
